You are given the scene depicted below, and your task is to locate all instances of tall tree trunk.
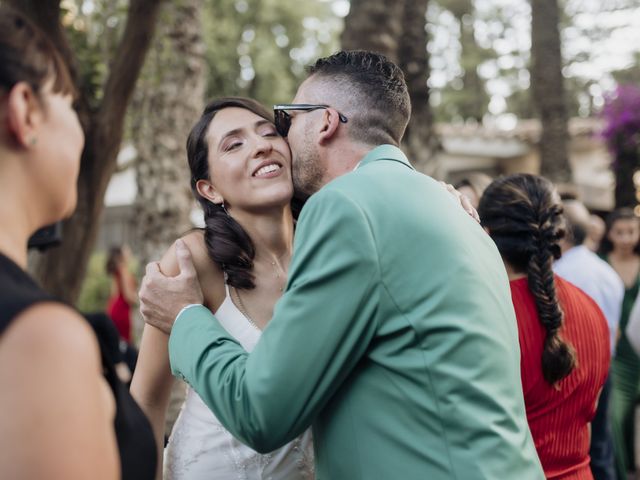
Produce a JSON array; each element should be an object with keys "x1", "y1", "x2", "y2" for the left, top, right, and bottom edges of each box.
[
  {"x1": 530, "y1": 0, "x2": 572, "y2": 182},
  {"x1": 131, "y1": 0, "x2": 206, "y2": 439},
  {"x1": 398, "y1": 0, "x2": 439, "y2": 175},
  {"x1": 614, "y1": 150, "x2": 638, "y2": 208},
  {"x1": 342, "y1": 0, "x2": 440, "y2": 174},
  {"x1": 341, "y1": 0, "x2": 404, "y2": 62},
  {"x1": 132, "y1": 0, "x2": 206, "y2": 268},
  {"x1": 12, "y1": 0, "x2": 164, "y2": 304}
]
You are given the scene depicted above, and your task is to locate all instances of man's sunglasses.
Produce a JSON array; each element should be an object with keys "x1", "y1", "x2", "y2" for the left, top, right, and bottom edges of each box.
[{"x1": 273, "y1": 104, "x2": 348, "y2": 137}]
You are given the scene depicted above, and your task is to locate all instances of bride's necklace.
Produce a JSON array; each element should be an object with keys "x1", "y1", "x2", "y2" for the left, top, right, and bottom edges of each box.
[
  {"x1": 231, "y1": 259, "x2": 287, "y2": 330},
  {"x1": 269, "y1": 259, "x2": 286, "y2": 292},
  {"x1": 232, "y1": 286, "x2": 262, "y2": 331}
]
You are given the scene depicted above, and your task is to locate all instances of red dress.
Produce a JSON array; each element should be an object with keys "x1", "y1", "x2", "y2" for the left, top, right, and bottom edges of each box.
[
  {"x1": 107, "y1": 273, "x2": 132, "y2": 343},
  {"x1": 510, "y1": 276, "x2": 610, "y2": 480}
]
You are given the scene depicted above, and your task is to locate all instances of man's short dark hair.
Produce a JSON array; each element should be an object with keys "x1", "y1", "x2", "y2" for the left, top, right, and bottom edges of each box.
[
  {"x1": 565, "y1": 216, "x2": 588, "y2": 246},
  {"x1": 562, "y1": 200, "x2": 589, "y2": 246},
  {"x1": 307, "y1": 50, "x2": 411, "y2": 147}
]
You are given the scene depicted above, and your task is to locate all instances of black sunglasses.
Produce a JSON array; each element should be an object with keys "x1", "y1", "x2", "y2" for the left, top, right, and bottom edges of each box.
[{"x1": 273, "y1": 104, "x2": 348, "y2": 137}]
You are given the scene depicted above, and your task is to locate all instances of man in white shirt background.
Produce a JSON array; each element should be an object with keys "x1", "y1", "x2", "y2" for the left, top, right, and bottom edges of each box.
[{"x1": 554, "y1": 199, "x2": 624, "y2": 480}]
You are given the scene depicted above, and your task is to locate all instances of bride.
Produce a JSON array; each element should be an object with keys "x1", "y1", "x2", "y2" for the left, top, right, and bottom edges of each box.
[{"x1": 130, "y1": 97, "x2": 314, "y2": 479}]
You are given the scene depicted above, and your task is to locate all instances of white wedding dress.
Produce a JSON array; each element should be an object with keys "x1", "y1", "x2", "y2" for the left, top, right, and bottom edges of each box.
[{"x1": 164, "y1": 284, "x2": 314, "y2": 479}]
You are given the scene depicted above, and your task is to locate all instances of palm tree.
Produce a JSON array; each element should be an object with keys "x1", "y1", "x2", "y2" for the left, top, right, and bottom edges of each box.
[
  {"x1": 398, "y1": 0, "x2": 440, "y2": 174},
  {"x1": 530, "y1": 0, "x2": 572, "y2": 182},
  {"x1": 342, "y1": 0, "x2": 440, "y2": 173}
]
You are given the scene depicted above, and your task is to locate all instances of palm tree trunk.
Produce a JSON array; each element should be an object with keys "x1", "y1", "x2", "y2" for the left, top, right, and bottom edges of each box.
[
  {"x1": 531, "y1": 0, "x2": 572, "y2": 182},
  {"x1": 341, "y1": 0, "x2": 404, "y2": 62},
  {"x1": 398, "y1": 0, "x2": 440, "y2": 174}
]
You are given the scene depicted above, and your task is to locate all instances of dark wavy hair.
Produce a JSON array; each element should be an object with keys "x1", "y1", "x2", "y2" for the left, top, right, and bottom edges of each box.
[
  {"x1": 0, "y1": 6, "x2": 75, "y2": 98},
  {"x1": 479, "y1": 174, "x2": 576, "y2": 386},
  {"x1": 187, "y1": 97, "x2": 300, "y2": 290},
  {"x1": 598, "y1": 207, "x2": 640, "y2": 256}
]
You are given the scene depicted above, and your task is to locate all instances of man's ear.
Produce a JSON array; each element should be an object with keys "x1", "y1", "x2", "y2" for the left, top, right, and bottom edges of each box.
[
  {"x1": 6, "y1": 82, "x2": 42, "y2": 148},
  {"x1": 318, "y1": 108, "x2": 341, "y2": 145},
  {"x1": 196, "y1": 179, "x2": 223, "y2": 205}
]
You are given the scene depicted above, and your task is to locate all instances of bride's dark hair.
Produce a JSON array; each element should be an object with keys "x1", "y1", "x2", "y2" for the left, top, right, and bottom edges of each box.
[{"x1": 186, "y1": 97, "x2": 301, "y2": 290}]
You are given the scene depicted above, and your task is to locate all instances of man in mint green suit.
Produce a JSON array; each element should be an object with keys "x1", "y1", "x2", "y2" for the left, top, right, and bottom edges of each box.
[{"x1": 141, "y1": 51, "x2": 543, "y2": 479}]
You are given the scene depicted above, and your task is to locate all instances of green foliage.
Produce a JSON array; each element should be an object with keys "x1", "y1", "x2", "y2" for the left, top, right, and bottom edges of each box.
[
  {"x1": 433, "y1": 0, "x2": 492, "y2": 122},
  {"x1": 61, "y1": 0, "x2": 640, "y2": 134},
  {"x1": 612, "y1": 53, "x2": 640, "y2": 86},
  {"x1": 76, "y1": 250, "x2": 140, "y2": 313},
  {"x1": 62, "y1": 0, "x2": 130, "y2": 108},
  {"x1": 202, "y1": 0, "x2": 341, "y2": 106},
  {"x1": 76, "y1": 251, "x2": 111, "y2": 313}
]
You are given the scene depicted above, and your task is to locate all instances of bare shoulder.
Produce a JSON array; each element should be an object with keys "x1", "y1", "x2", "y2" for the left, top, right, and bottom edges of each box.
[
  {"x1": 0, "y1": 303, "x2": 118, "y2": 479},
  {"x1": 0, "y1": 302, "x2": 100, "y2": 366},
  {"x1": 162, "y1": 230, "x2": 226, "y2": 309},
  {"x1": 181, "y1": 230, "x2": 215, "y2": 270}
]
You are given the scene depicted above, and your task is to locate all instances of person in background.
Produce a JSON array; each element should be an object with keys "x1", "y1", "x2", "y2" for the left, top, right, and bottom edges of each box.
[
  {"x1": 106, "y1": 245, "x2": 138, "y2": 343},
  {"x1": 0, "y1": 6, "x2": 155, "y2": 479},
  {"x1": 85, "y1": 312, "x2": 133, "y2": 384},
  {"x1": 625, "y1": 290, "x2": 640, "y2": 355},
  {"x1": 554, "y1": 199, "x2": 624, "y2": 480},
  {"x1": 586, "y1": 214, "x2": 606, "y2": 253},
  {"x1": 454, "y1": 172, "x2": 493, "y2": 209},
  {"x1": 555, "y1": 200, "x2": 623, "y2": 357},
  {"x1": 599, "y1": 208, "x2": 640, "y2": 480},
  {"x1": 479, "y1": 174, "x2": 610, "y2": 480}
]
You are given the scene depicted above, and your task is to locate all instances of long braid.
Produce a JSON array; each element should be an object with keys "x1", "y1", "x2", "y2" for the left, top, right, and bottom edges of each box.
[
  {"x1": 479, "y1": 174, "x2": 576, "y2": 386},
  {"x1": 527, "y1": 205, "x2": 575, "y2": 384}
]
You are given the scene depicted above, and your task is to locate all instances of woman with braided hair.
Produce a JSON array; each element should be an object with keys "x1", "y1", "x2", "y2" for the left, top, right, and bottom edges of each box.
[{"x1": 479, "y1": 174, "x2": 610, "y2": 480}]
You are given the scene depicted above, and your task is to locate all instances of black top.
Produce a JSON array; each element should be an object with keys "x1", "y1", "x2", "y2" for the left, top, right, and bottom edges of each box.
[{"x1": 0, "y1": 252, "x2": 156, "y2": 480}]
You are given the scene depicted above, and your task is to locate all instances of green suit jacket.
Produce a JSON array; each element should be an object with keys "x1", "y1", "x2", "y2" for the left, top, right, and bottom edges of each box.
[{"x1": 169, "y1": 145, "x2": 544, "y2": 479}]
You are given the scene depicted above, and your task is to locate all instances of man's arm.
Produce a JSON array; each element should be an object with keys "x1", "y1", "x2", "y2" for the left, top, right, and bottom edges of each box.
[{"x1": 169, "y1": 189, "x2": 381, "y2": 452}]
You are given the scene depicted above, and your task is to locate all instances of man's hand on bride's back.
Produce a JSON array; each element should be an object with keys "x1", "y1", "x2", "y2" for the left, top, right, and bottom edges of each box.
[{"x1": 139, "y1": 239, "x2": 204, "y2": 335}]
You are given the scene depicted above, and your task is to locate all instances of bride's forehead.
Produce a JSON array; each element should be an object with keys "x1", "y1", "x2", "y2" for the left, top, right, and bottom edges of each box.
[{"x1": 208, "y1": 109, "x2": 270, "y2": 138}]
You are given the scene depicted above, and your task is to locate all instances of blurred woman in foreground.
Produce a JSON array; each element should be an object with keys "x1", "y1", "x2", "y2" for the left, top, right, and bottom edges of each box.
[{"x1": 0, "y1": 7, "x2": 155, "y2": 479}]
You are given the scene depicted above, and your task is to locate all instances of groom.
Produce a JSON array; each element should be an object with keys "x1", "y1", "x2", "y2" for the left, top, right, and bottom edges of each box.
[{"x1": 140, "y1": 50, "x2": 543, "y2": 479}]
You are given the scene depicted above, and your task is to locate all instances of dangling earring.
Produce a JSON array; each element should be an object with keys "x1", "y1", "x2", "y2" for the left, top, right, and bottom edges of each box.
[{"x1": 220, "y1": 201, "x2": 229, "y2": 216}]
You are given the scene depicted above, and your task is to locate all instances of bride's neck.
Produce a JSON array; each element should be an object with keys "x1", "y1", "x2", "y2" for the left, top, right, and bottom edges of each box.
[{"x1": 233, "y1": 207, "x2": 294, "y2": 266}]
